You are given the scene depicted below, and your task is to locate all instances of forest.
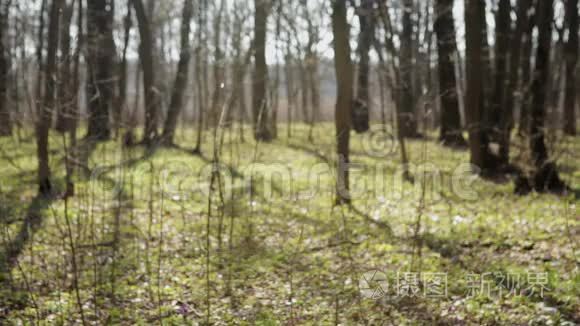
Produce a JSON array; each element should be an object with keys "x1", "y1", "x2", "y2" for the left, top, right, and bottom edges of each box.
[{"x1": 0, "y1": 0, "x2": 578, "y2": 324}]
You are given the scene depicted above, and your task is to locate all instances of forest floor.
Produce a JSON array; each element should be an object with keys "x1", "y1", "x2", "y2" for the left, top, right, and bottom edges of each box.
[{"x1": 0, "y1": 124, "x2": 578, "y2": 325}]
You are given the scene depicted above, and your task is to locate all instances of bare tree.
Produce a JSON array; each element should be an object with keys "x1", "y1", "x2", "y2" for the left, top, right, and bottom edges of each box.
[
  {"x1": 465, "y1": 0, "x2": 486, "y2": 170},
  {"x1": 353, "y1": 0, "x2": 373, "y2": 134},
  {"x1": 490, "y1": 0, "x2": 511, "y2": 155},
  {"x1": 132, "y1": 0, "x2": 158, "y2": 144},
  {"x1": 400, "y1": 0, "x2": 418, "y2": 138},
  {"x1": 524, "y1": 0, "x2": 567, "y2": 193},
  {"x1": 37, "y1": 0, "x2": 64, "y2": 194},
  {"x1": 55, "y1": 0, "x2": 74, "y2": 133},
  {"x1": 86, "y1": 0, "x2": 116, "y2": 140},
  {"x1": 435, "y1": 0, "x2": 466, "y2": 147},
  {"x1": 563, "y1": 0, "x2": 578, "y2": 135},
  {"x1": 501, "y1": 0, "x2": 532, "y2": 160},
  {"x1": 0, "y1": 0, "x2": 11, "y2": 137},
  {"x1": 252, "y1": 0, "x2": 273, "y2": 141},
  {"x1": 331, "y1": 0, "x2": 353, "y2": 205},
  {"x1": 161, "y1": 0, "x2": 194, "y2": 145}
]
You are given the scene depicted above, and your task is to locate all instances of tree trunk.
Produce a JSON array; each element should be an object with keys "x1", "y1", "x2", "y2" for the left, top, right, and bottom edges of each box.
[
  {"x1": 161, "y1": 0, "x2": 194, "y2": 145},
  {"x1": 252, "y1": 0, "x2": 272, "y2": 141},
  {"x1": 435, "y1": 0, "x2": 466, "y2": 147},
  {"x1": 132, "y1": 0, "x2": 158, "y2": 144},
  {"x1": 518, "y1": 10, "x2": 536, "y2": 136},
  {"x1": 331, "y1": 0, "x2": 353, "y2": 205},
  {"x1": 400, "y1": 0, "x2": 418, "y2": 138},
  {"x1": 86, "y1": 0, "x2": 116, "y2": 141},
  {"x1": 0, "y1": 0, "x2": 11, "y2": 137},
  {"x1": 564, "y1": 0, "x2": 578, "y2": 135},
  {"x1": 116, "y1": 3, "x2": 132, "y2": 136},
  {"x1": 465, "y1": 0, "x2": 486, "y2": 169},
  {"x1": 37, "y1": 0, "x2": 64, "y2": 195},
  {"x1": 501, "y1": 0, "x2": 531, "y2": 161},
  {"x1": 530, "y1": 0, "x2": 553, "y2": 167},
  {"x1": 490, "y1": 0, "x2": 511, "y2": 147},
  {"x1": 55, "y1": 0, "x2": 74, "y2": 133},
  {"x1": 353, "y1": 0, "x2": 373, "y2": 134},
  {"x1": 522, "y1": 0, "x2": 568, "y2": 193}
]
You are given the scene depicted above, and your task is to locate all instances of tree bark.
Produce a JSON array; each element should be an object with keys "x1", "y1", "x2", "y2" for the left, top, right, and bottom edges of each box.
[
  {"x1": 116, "y1": 3, "x2": 132, "y2": 136},
  {"x1": 252, "y1": 0, "x2": 272, "y2": 141},
  {"x1": 55, "y1": 0, "x2": 75, "y2": 133},
  {"x1": 132, "y1": 0, "x2": 158, "y2": 144},
  {"x1": 400, "y1": 0, "x2": 418, "y2": 138},
  {"x1": 353, "y1": 0, "x2": 373, "y2": 134},
  {"x1": 564, "y1": 0, "x2": 579, "y2": 135},
  {"x1": 435, "y1": 0, "x2": 466, "y2": 147},
  {"x1": 517, "y1": 9, "x2": 536, "y2": 136},
  {"x1": 162, "y1": 0, "x2": 194, "y2": 145},
  {"x1": 521, "y1": 0, "x2": 568, "y2": 194},
  {"x1": 331, "y1": 0, "x2": 353, "y2": 205},
  {"x1": 0, "y1": 0, "x2": 11, "y2": 137},
  {"x1": 86, "y1": 0, "x2": 116, "y2": 141},
  {"x1": 490, "y1": 0, "x2": 511, "y2": 146},
  {"x1": 530, "y1": 0, "x2": 553, "y2": 166},
  {"x1": 501, "y1": 0, "x2": 531, "y2": 160},
  {"x1": 37, "y1": 0, "x2": 64, "y2": 195},
  {"x1": 465, "y1": 0, "x2": 485, "y2": 169}
]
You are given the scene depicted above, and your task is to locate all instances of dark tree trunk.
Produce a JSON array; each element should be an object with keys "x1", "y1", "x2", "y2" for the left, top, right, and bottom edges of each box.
[
  {"x1": 399, "y1": 0, "x2": 418, "y2": 138},
  {"x1": 162, "y1": 0, "x2": 194, "y2": 145},
  {"x1": 0, "y1": 0, "x2": 11, "y2": 137},
  {"x1": 530, "y1": 0, "x2": 553, "y2": 167},
  {"x1": 523, "y1": 0, "x2": 568, "y2": 194},
  {"x1": 252, "y1": 0, "x2": 272, "y2": 141},
  {"x1": 501, "y1": 0, "x2": 532, "y2": 160},
  {"x1": 353, "y1": 0, "x2": 373, "y2": 134},
  {"x1": 465, "y1": 0, "x2": 486, "y2": 169},
  {"x1": 490, "y1": 0, "x2": 511, "y2": 139},
  {"x1": 435, "y1": 0, "x2": 466, "y2": 147},
  {"x1": 331, "y1": 0, "x2": 353, "y2": 205},
  {"x1": 132, "y1": 0, "x2": 158, "y2": 144},
  {"x1": 564, "y1": 0, "x2": 578, "y2": 135},
  {"x1": 86, "y1": 0, "x2": 116, "y2": 141},
  {"x1": 116, "y1": 4, "x2": 132, "y2": 136},
  {"x1": 55, "y1": 0, "x2": 74, "y2": 133},
  {"x1": 37, "y1": 0, "x2": 64, "y2": 195},
  {"x1": 491, "y1": 0, "x2": 511, "y2": 162},
  {"x1": 518, "y1": 9, "x2": 536, "y2": 136}
]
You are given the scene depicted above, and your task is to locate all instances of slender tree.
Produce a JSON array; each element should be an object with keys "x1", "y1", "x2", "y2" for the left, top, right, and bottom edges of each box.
[
  {"x1": 465, "y1": 0, "x2": 486, "y2": 169},
  {"x1": 0, "y1": 0, "x2": 10, "y2": 137},
  {"x1": 490, "y1": 0, "x2": 511, "y2": 149},
  {"x1": 501, "y1": 0, "x2": 532, "y2": 161},
  {"x1": 563, "y1": 0, "x2": 578, "y2": 135},
  {"x1": 55, "y1": 0, "x2": 75, "y2": 133},
  {"x1": 161, "y1": 0, "x2": 194, "y2": 145},
  {"x1": 435, "y1": 0, "x2": 466, "y2": 147},
  {"x1": 525, "y1": 0, "x2": 568, "y2": 193},
  {"x1": 400, "y1": 0, "x2": 418, "y2": 138},
  {"x1": 252, "y1": 0, "x2": 273, "y2": 141},
  {"x1": 517, "y1": 6, "x2": 536, "y2": 136},
  {"x1": 116, "y1": 3, "x2": 133, "y2": 136},
  {"x1": 132, "y1": 0, "x2": 158, "y2": 144},
  {"x1": 353, "y1": 0, "x2": 373, "y2": 134},
  {"x1": 37, "y1": 0, "x2": 64, "y2": 194},
  {"x1": 86, "y1": 0, "x2": 116, "y2": 140},
  {"x1": 331, "y1": 0, "x2": 353, "y2": 205}
]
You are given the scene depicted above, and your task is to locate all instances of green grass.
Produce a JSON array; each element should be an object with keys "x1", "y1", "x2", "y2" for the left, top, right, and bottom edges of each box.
[{"x1": 0, "y1": 124, "x2": 578, "y2": 325}]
